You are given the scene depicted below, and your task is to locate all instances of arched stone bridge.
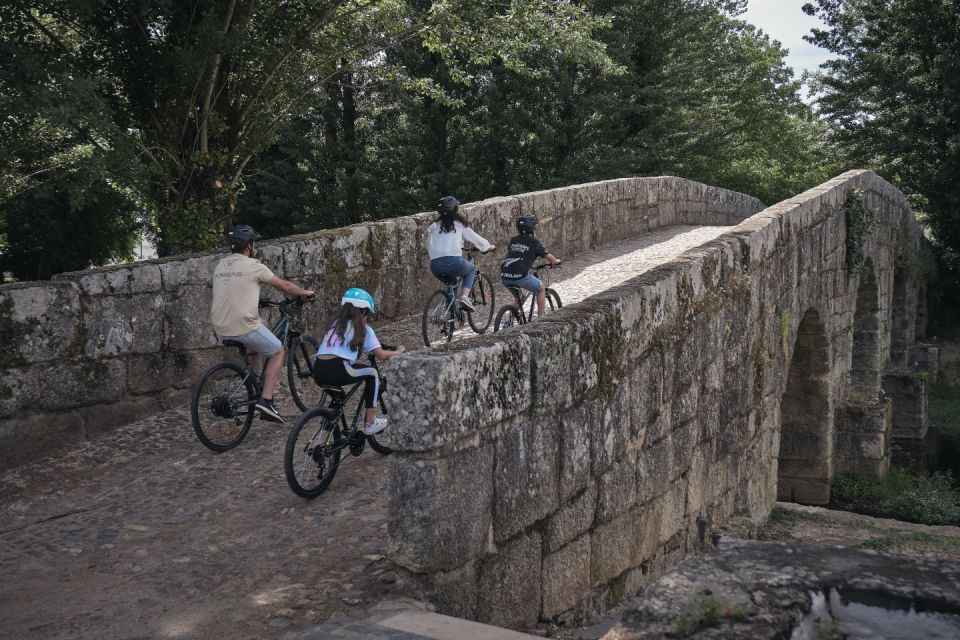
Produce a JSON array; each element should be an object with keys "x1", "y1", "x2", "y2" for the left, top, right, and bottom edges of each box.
[{"x1": 0, "y1": 171, "x2": 931, "y2": 635}]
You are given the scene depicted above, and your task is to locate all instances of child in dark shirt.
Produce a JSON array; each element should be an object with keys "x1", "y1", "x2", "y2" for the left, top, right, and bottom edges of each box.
[{"x1": 499, "y1": 214, "x2": 561, "y2": 316}]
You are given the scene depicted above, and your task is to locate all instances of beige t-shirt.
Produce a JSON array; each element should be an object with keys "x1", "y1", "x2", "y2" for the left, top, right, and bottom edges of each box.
[{"x1": 210, "y1": 254, "x2": 275, "y2": 336}]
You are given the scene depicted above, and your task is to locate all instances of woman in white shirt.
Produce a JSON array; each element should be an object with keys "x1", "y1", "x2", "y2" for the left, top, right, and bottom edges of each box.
[{"x1": 426, "y1": 196, "x2": 495, "y2": 311}]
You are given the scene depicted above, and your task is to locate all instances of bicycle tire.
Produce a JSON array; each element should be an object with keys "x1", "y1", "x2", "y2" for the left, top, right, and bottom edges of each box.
[
  {"x1": 422, "y1": 289, "x2": 455, "y2": 347},
  {"x1": 467, "y1": 272, "x2": 496, "y2": 334},
  {"x1": 494, "y1": 305, "x2": 524, "y2": 333},
  {"x1": 284, "y1": 408, "x2": 342, "y2": 498},
  {"x1": 288, "y1": 334, "x2": 322, "y2": 412},
  {"x1": 367, "y1": 434, "x2": 393, "y2": 455},
  {"x1": 191, "y1": 361, "x2": 256, "y2": 452},
  {"x1": 547, "y1": 288, "x2": 562, "y2": 310}
]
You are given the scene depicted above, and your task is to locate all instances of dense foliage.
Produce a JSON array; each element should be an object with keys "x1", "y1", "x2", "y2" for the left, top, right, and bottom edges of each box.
[
  {"x1": 831, "y1": 467, "x2": 960, "y2": 526},
  {"x1": 803, "y1": 0, "x2": 960, "y2": 321},
  {"x1": 2, "y1": 1, "x2": 836, "y2": 277}
]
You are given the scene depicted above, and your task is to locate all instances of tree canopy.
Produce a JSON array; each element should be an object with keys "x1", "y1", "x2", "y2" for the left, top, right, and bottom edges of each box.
[
  {"x1": 3, "y1": 0, "x2": 837, "y2": 279},
  {"x1": 803, "y1": 0, "x2": 960, "y2": 317}
]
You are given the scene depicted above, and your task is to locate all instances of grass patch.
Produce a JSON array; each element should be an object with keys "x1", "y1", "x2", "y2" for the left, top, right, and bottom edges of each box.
[
  {"x1": 768, "y1": 505, "x2": 833, "y2": 525},
  {"x1": 675, "y1": 596, "x2": 749, "y2": 638},
  {"x1": 930, "y1": 383, "x2": 960, "y2": 436},
  {"x1": 831, "y1": 467, "x2": 960, "y2": 526},
  {"x1": 858, "y1": 531, "x2": 960, "y2": 555}
]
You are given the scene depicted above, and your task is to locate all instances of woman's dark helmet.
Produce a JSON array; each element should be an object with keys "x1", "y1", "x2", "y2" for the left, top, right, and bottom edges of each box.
[{"x1": 437, "y1": 196, "x2": 460, "y2": 215}]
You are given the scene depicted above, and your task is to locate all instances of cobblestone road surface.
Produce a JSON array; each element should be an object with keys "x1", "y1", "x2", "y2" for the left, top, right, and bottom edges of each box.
[{"x1": 0, "y1": 224, "x2": 732, "y2": 640}]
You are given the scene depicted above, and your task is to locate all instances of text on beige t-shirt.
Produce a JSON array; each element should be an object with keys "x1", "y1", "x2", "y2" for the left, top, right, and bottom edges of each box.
[{"x1": 210, "y1": 254, "x2": 275, "y2": 336}]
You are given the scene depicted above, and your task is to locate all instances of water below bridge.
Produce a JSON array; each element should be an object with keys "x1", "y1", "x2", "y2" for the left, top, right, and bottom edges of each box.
[{"x1": 0, "y1": 224, "x2": 733, "y2": 640}]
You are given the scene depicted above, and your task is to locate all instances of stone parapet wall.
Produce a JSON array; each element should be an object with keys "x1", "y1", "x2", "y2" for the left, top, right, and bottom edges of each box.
[
  {"x1": 382, "y1": 170, "x2": 925, "y2": 628},
  {"x1": 0, "y1": 177, "x2": 761, "y2": 469}
]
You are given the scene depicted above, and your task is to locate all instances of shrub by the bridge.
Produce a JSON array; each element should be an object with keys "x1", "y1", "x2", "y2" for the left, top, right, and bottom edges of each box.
[{"x1": 831, "y1": 467, "x2": 960, "y2": 526}]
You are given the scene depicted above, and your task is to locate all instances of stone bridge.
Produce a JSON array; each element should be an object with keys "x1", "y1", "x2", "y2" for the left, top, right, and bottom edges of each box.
[{"x1": 0, "y1": 170, "x2": 932, "y2": 635}]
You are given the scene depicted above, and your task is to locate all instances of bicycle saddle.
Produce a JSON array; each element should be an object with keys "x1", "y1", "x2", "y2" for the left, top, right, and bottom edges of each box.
[
  {"x1": 317, "y1": 384, "x2": 346, "y2": 396},
  {"x1": 220, "y1": 339, "x2": 246, "y2": 350},
  {"x1": 436, "y1": 273, "x2": 459, "y2": 286}
]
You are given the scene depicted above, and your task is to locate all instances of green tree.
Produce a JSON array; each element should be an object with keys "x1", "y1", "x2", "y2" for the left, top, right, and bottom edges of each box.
[
  {"x1": 6, "y1": 1, "x2": 610, "y2": 257},
  {"x1": 803, "y1": 0, "x2": 960, "y2": 314}
]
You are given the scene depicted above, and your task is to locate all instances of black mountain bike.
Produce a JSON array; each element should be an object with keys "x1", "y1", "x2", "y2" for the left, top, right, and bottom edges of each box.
[
  {"x1": 421, "y1": 247, "x2": 496, "y2": 346},
  {"x1": 283, "y1": 350, "x2": 394, "y2": 498},
  {"x1": 493, "y1": 263, "x2": 562, "y2": 332},
  {"x1": 191, "y1": 297, "x2": 320, "y2": 452}
]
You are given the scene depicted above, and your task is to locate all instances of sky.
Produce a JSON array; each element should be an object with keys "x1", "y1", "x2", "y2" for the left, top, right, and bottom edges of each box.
[{"x1": 741, "y1": 0, "x2": 832, "y2": 86}]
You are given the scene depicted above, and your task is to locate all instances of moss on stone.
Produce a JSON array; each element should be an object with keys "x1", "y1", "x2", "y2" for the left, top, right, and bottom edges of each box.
[
  {"x1": 779, "y1": 308, "x2": 792, "y2": 360},
  {"x1": 0, "y1": 296, "x2": 28, "y2": 368}
]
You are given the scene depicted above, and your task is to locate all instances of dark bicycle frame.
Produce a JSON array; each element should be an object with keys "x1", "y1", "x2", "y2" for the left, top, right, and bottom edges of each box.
[{"x1": 505, "y1": 263, "x2": 557, "y2": 322}]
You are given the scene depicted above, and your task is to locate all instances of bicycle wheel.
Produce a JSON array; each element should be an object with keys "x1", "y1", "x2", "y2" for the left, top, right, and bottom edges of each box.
[
  {"x1": 547, "y1": 288, "x2": 563, "y2": 310},
  {"x1": 191, "y1": 362, "x2": 256, "y2": 452},
  {"x1": 494, "y1": 305, "x2": 524, "y2": 332},
  {"x1": 367, "y1": 434, "x2": 393, "y2": 455},
  {"x1": 422, "y1": 290, "x2": 455, "y2": 347},
  {"x1": 284, "y1": 408, "x2": 342, "y2": 498},
  {"x1": 288, "y1": 334, "x2": 322, "y2": 412},
  {"x1": 467, "y1": 272, "x2": 496, "y2": 334}
]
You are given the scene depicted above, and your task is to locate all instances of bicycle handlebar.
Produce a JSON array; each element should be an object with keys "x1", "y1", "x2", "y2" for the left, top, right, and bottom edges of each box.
[
  {"x1": 259, "y1": 296, "x2": 316, "y2": 309},
  {"x1": 533, "y1": 262, "x2": 560, "y2": 271}
]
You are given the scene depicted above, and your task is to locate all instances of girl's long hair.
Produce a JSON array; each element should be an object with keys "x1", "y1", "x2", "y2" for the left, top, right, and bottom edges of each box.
[
  {"x1": 326, "y1": 304, "x2": 368, "y2": 351},
  {"x1": 436, "y1": 209, "x2": 469, "y2": 234}
]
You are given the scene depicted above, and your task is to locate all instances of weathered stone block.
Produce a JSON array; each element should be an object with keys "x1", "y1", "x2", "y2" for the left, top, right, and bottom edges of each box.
[
  {"x1": 559, "y1": 400, "x2": 600, "y2": 500},
  {"x1": 396, "y1": 560, "x2": 478, "y2": 620},
  {"x1": 38, "y1": 359, "x2": 126, "y2": 411},
  {"x1": 596, "y1": 455, "x2": 637, "y2": 523},
  {"x1": 882, "y1": 372, "x2": 928, "y2": 439},
  {"x1": 591, "y1": 511, "x2": 640, "y2": 586},
  {"x1": 592, "y1": 380, "x2": 632, "y2": 476},
  {"x1": 526, "y1": 316, "x2": 576, "y2": 412},
  {"x1": 494, "y1": 416, "x2": 559, "y2": 542},
  {"x1": 0, "y1": 282, "x2": 82, "y2": 366},
  {"x1": 636, "y1": 438, "x2": 671, "y2": 505},
  {"x1": 477, "y1": 532, "x2": 542, "y2": 629},
  {"x1": 83, "y1": 294, "x2": 165, "y2": 358},
  {"x1": 0, "y1": 366, "x2": 35, "y2": 419},
  {"x1": 542, "y1": 535, "x2": 591, "y2": 619},
  {"x1": 545, "y1": 483, "x2": 597, "y2": 553},
  {"x1": 387, "y1": 445, "x2": 493, "y2": 573},
  {"x1": 382, "y1": 334, "x2": 531, "y2": 452},
  {"x1": 167, "y1": 284, "x2": 218, "y2": 350},
  {"x1": 54, "y1": 263, "x2": 163, "y2": 296},
  {"x1": 658, "y1": 479, "x2": 687, "y2": 543}
]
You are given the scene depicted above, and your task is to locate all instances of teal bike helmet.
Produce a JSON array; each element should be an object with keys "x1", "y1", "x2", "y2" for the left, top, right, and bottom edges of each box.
[{"x1": 341, "y1": 288, "x2": 375, "y2": 312}]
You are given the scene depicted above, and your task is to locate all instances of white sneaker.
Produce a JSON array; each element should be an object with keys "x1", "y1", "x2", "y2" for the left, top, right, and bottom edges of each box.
[
  {"x1": 363, "y1": 417, "x2": 388, "y2": 435},
  {"x1": 459, "y1": 296, "x2": 476, "y2": 312}
]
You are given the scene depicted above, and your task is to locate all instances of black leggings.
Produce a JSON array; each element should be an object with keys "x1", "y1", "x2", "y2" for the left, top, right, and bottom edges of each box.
[{"x1": 312, "y1": 357, "x2": 380, "y2": 408}]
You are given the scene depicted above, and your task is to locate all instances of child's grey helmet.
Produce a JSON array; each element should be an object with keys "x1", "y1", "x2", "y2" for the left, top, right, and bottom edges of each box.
[{"x1": 516, "y1": 214, "x2": 539, "y2": 233}]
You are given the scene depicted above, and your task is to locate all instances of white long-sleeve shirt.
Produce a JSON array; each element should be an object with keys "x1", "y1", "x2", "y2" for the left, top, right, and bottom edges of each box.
[{"x1": 426, "y1": 221, "x2": 492, "y2": 260}]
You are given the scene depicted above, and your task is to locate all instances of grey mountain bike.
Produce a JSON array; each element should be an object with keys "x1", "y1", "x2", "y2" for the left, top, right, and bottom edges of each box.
[
  {"x1": 191, "y1": 297, "x2": 320, "y2": 452},
  {"x1": 421, "y1": 247, "x2": 496, "y2": 346},
  {"x1": 493, "y1": 263, "x2": 562, "y2": 332}
]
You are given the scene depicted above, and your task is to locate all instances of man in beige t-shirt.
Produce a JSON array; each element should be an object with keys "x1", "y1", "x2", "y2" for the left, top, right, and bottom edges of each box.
[{"x1": 210, "y1": 225, "x2": 314, "y2": 423}]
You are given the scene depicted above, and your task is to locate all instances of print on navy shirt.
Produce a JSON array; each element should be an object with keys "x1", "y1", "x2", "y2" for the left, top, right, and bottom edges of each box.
[{"x1": 500, "y1": 234, "x2": 547, "y2": 279}]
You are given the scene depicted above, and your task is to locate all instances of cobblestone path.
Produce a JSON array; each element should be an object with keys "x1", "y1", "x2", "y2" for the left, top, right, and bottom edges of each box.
[{"x1": 0, "y1": 224, "x2": 732, "y2": 640}]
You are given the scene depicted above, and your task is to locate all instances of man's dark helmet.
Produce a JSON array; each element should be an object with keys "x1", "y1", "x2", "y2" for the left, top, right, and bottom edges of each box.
[
  {"x1": 437, "y1": 196, "x2": 460, "y2": 215},
  {"x1": 516, "y1": 214, "x2": 539, "y2": 233},
  {"x1": 228, "y1": 224, "x2": 261, "y2": 250}
]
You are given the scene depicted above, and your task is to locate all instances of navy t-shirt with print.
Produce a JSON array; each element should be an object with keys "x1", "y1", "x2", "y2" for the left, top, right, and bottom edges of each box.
[{"x1": 500, "y1": 234, "x2": 547, "y2": 280}]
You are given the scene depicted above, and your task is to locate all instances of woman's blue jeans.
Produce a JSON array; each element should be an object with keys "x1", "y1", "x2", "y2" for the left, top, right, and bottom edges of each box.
[{"x1": 430, "y1": 256, "x2": 476, "y2": 290}]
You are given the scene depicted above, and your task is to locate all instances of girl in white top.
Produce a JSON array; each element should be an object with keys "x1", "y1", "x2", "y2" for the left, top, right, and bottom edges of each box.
[
  {"x1": 426, "y1": 196, "x2": 495, "y2": 312},
  {"x1": 313, "y1": 288, "x2": 404, "y2": 435}
]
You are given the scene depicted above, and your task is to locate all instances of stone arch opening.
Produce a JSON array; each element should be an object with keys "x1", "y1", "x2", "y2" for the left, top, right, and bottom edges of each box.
[
  {"x1": 888, "y1": 266, "x2": 915, "y2": 369},
  {"x1": 778, "y1": 307, "x2": 833, "y2": 504},
  {"x1": 850, "y1": 261, "x2": 880, "y2": 399},
  {"x1": 915, "y1": 283, "x2": 927, "y2": 342}
]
